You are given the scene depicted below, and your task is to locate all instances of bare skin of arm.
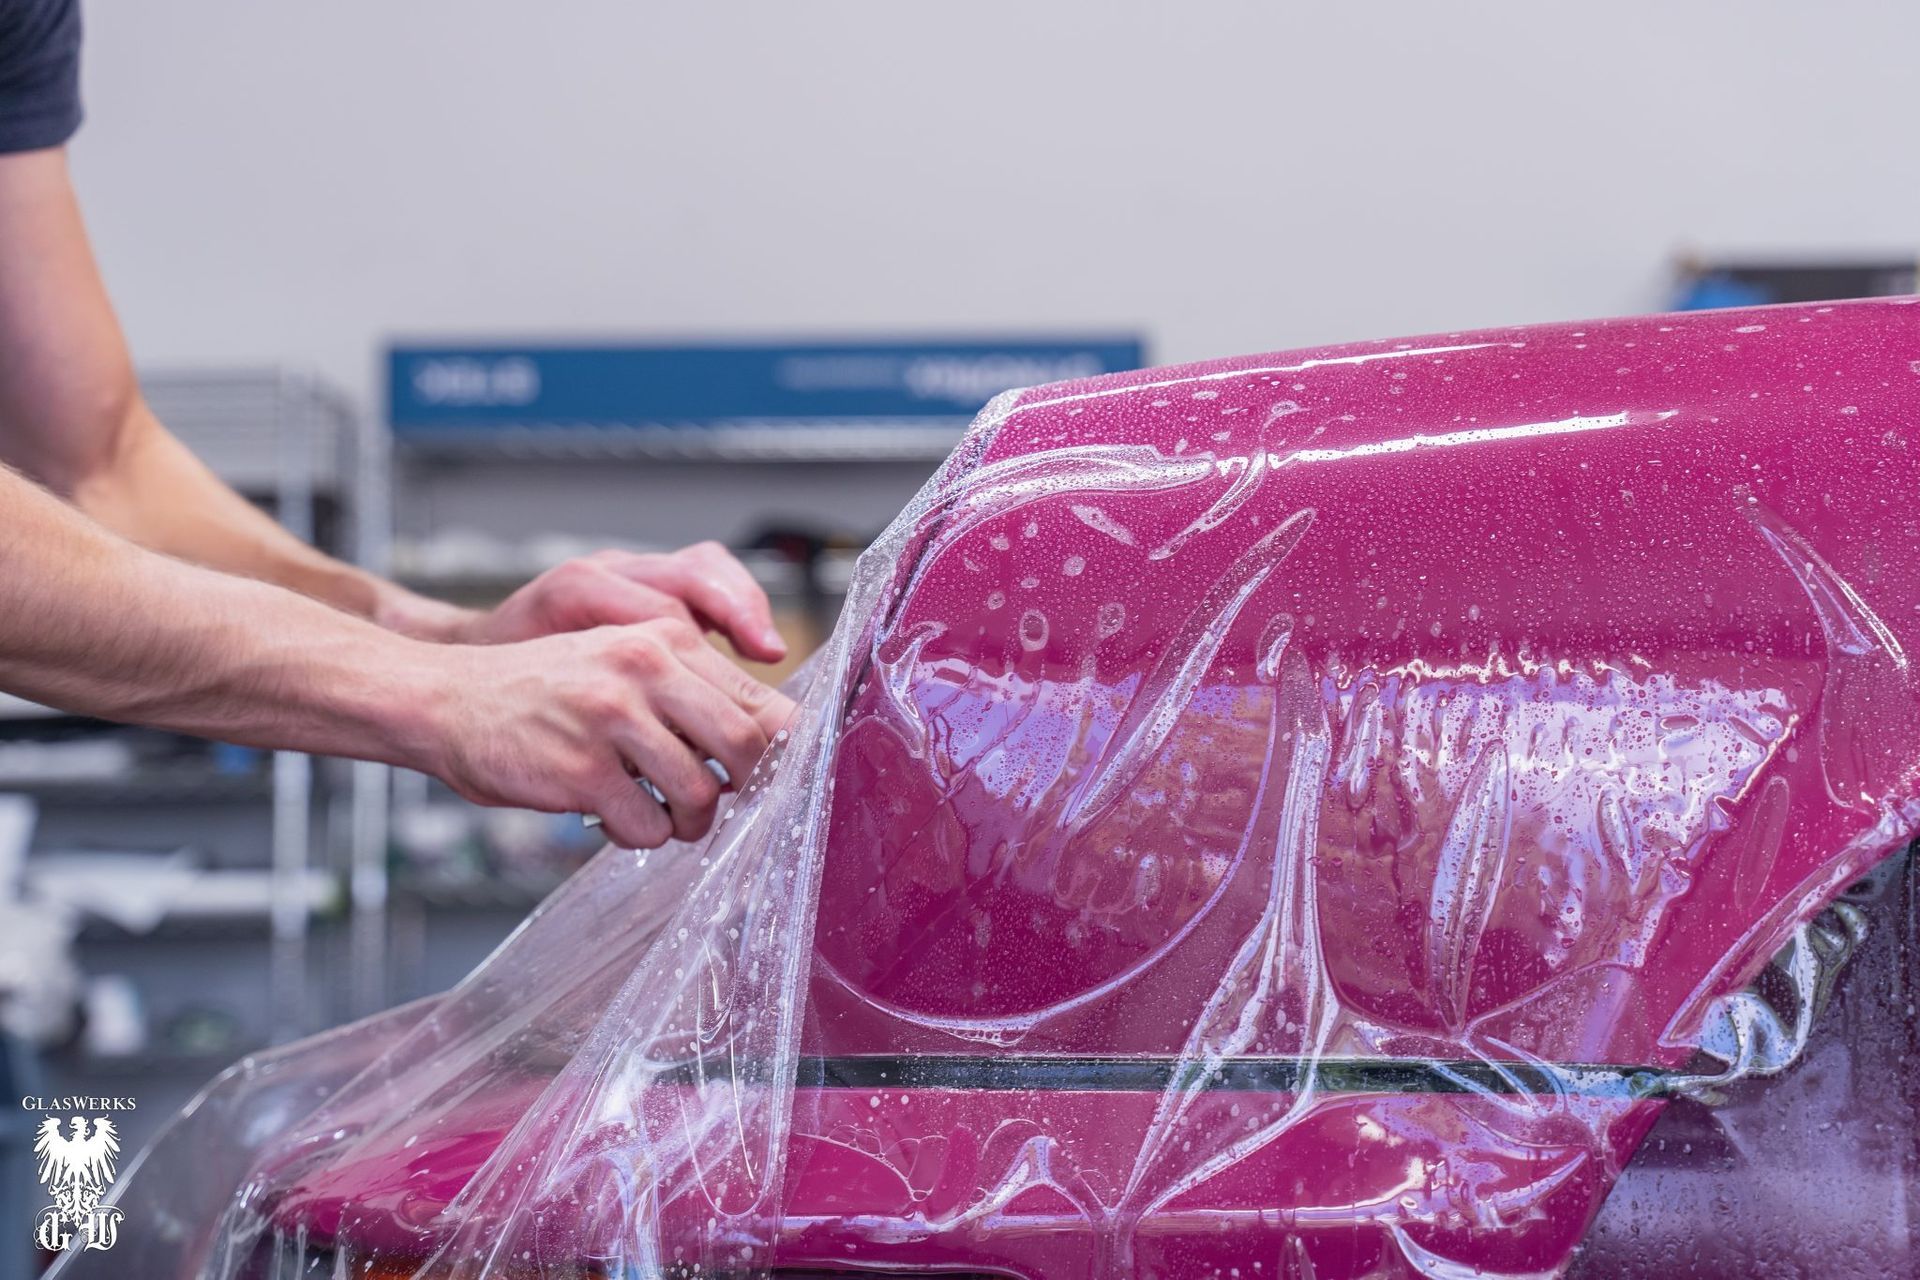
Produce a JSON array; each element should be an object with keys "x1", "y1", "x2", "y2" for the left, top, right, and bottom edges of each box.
[{"x1": 0, "y1": 147, "x2": 795, "y2": 847}]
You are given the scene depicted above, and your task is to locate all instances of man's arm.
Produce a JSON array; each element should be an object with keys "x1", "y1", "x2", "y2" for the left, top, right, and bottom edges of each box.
[
  {"x1": 0, "y1": 147, "x2": 788, "y2": 659},
  {"x1": 77, "y1": 398, "x2": 479, "y2": 638},
  {"x1": 0, "y1": 460, "x2": 437, "y2": 761},
  {"x1": 0, "y1": 460, "x2": 791, "y2": 849}
]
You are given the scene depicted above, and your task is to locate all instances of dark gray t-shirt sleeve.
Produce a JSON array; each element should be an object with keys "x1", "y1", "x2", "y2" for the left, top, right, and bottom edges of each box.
[{"x1": 0, "y1": 0, "x2": 81, "y2": 154}]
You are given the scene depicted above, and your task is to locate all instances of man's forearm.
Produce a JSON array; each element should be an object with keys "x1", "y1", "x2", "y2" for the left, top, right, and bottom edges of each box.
[
  {"x1": 70, "y1": 402, "x2": 479, "y2": 641},
  {"x1": 1, "y1": 462, "x2": 451, "y2": 764}
]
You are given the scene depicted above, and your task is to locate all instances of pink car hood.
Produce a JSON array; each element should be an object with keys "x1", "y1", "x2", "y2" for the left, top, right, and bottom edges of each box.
[{"x1": 59, "y1": 297, "x2": 1920, "y2": 1280}]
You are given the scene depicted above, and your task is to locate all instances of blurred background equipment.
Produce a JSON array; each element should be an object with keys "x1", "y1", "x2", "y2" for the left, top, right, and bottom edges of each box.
[
  {"x1": 386, "y1": 337, "x2": 1142, "y2": 676},
  {"x1": 1672, "y1": 253, "x2": 1919, "y2": 310}
]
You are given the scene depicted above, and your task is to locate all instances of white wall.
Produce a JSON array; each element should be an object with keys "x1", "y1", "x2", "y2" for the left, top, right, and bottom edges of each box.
[{"x1": 71, "y1": 1, "x2": 1920, "y2": 415}]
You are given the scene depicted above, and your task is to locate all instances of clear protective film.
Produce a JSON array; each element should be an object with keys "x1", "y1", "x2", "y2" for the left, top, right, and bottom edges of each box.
[{"x1": 52, "y1": 297, "x2": 1920, "y2": 1279}]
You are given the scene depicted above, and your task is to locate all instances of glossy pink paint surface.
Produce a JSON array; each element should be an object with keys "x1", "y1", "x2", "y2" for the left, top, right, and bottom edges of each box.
[{"x1": 265, "y1": 298, "x2": 1920, "y2": 1278}]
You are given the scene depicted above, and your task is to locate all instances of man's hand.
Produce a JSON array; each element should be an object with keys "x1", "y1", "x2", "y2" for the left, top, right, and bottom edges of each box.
[
  {"x1": 424, "y1": 617, "x2": 797, "y2": 849},
  {"x1": 452, "y1": 543, "x2": 789, "y2": 662}
]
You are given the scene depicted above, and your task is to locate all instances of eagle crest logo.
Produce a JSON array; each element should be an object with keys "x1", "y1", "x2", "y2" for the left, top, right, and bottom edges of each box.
[{"x1": 33, "y1": 1116, "x2": 124, "y2": 1252}]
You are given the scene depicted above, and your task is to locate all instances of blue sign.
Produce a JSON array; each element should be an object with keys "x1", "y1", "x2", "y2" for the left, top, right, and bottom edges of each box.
[{"x1": 388, "y1": 338, "x2": 1146, "y2": 433}]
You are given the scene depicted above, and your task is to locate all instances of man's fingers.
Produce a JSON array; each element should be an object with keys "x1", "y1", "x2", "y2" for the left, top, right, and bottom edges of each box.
[
  {"x1": 564, "y1": 566, "x2": 695, "y2": 632},
  {"x1": 610, "y1": 545, "x2": 786, "y2": 662},
  {"x1": 630, "y1": 623, "x2": 792, "y2": 783},
  {"x1": 591, "y1": 767, "x2": 675, "y2": 850},
  {"x1": 650, "y1": 673, "x2": 774, "y2": 789},
  {"x1": 672, "y1": 543, "x2": 786, "y2": 661},
  {"x1": 438, "y1": 617, "x2": 798, "y2": 847},
  {"x1": 618, "y1": 719, "x2": 721, "y2": 842},
  {"x1": 669, "y1": 631, "x2": 797, "y2": 740}
]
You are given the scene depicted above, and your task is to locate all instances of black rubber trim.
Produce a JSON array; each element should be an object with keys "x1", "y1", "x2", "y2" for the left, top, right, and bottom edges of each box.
[{"x1": 777, "y1": 1054, "x2": 1677, "y2": 1099}]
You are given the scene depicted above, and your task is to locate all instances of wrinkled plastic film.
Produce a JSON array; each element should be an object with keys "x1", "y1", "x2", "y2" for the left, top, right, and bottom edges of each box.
[{"x1": 52, "y1": 297, "x2": 1920, "y2": 1279}]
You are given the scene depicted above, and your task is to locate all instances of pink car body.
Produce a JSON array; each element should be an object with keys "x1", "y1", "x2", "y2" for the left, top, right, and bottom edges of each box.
[{"x1": 221, "y1": 298, "x2": 1920, "y2": 1278}]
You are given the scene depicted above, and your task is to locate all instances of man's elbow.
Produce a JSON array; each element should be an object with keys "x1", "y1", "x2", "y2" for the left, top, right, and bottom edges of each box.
[
  {"x1": 36, "y1": 376, "x2": 150, "y2": 507},
  {"x1": 0, "y1": 361, "x2": 144, "y2": 500}
]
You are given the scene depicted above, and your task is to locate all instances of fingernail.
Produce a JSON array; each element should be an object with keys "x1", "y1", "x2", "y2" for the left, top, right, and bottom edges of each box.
[{"x1": 763, "y1": 626, "x2": 786, "y2": 650}]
